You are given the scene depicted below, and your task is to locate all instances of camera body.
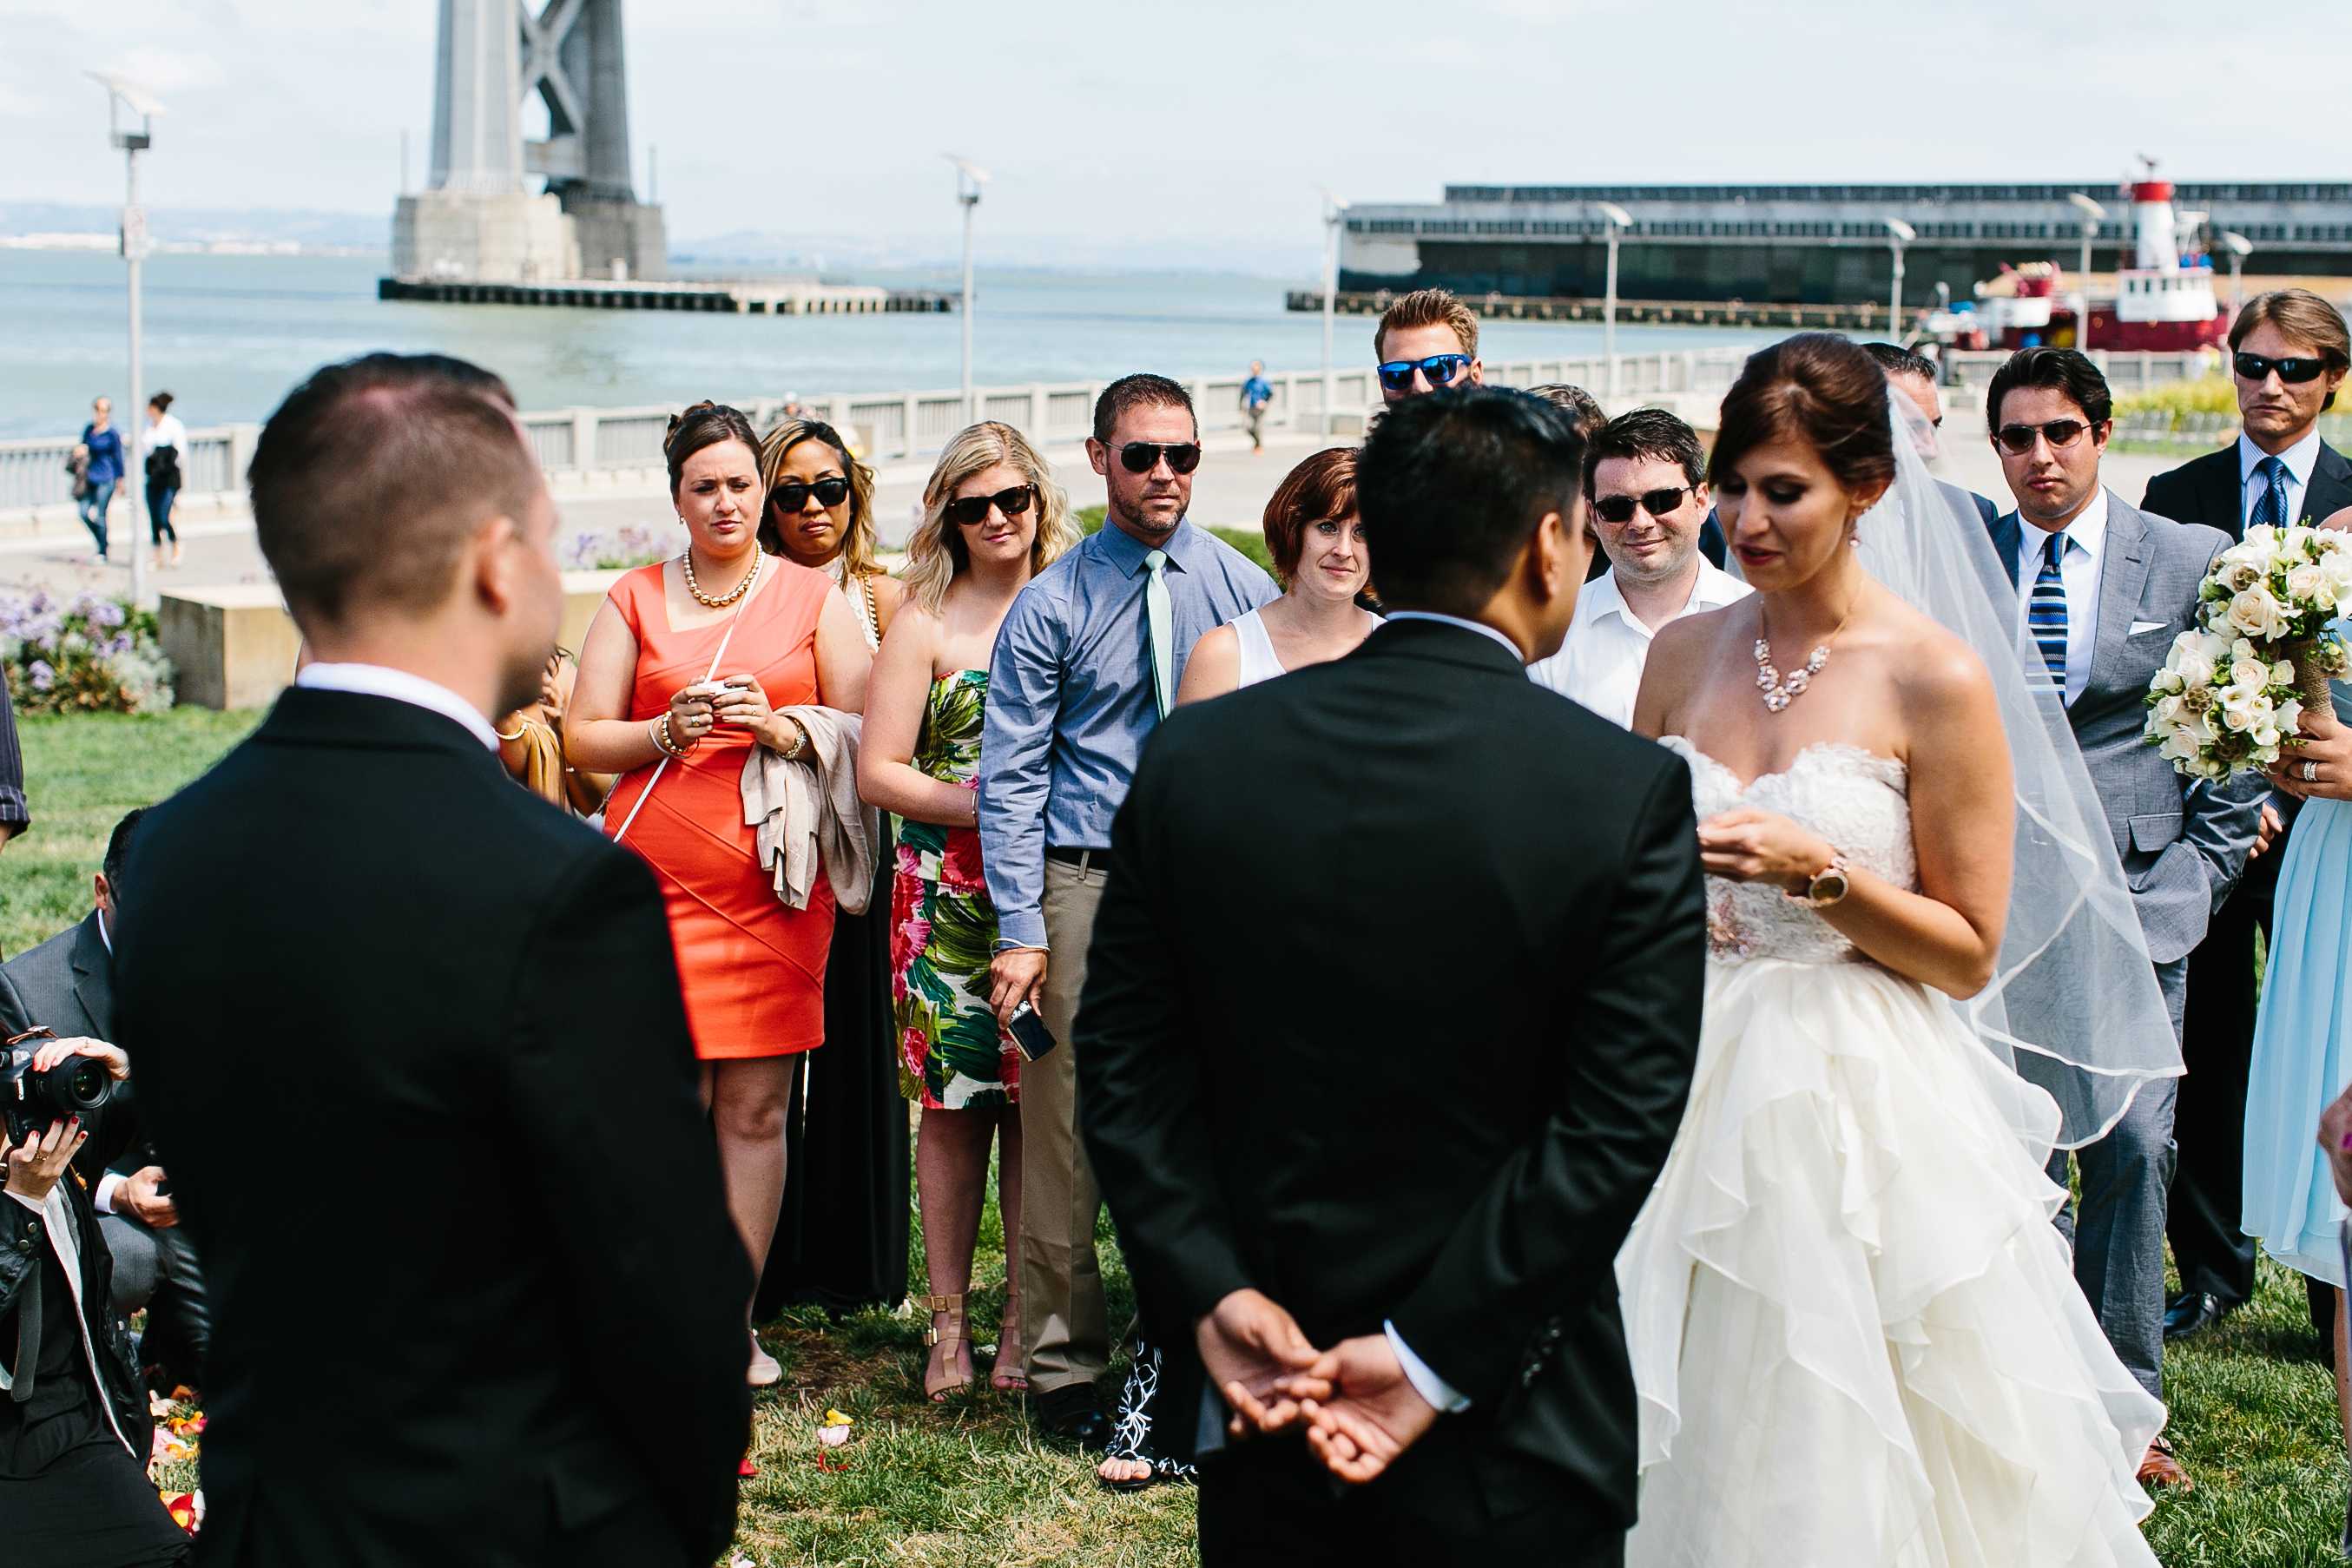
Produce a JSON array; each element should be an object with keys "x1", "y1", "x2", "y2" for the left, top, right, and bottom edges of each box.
[{"x1": 3, "y1": 1029, "x2": 115, "y2": 1146}]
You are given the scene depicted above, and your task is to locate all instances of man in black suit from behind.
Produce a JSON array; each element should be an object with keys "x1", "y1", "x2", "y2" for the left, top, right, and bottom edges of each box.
[
  {"x1": 1077, "y1": 385, "x2": 1706, "y2": 1565},
  {"x1": 113, "y1": 354, "x2": 753, "y2": 1567},
  {"x1": 2142, "y1": 289, "x2": 2352, "y2": 1340}
]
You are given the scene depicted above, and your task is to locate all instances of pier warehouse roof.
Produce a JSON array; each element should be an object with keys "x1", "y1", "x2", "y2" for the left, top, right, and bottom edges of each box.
[{"x1": 1341, "y1": 183, "x2": 2352, "y2": 308}]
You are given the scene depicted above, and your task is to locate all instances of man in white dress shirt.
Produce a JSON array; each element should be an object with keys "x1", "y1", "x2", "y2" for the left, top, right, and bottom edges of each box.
[{"x1": 1529, "y1": 408, "x2": 1748, "y2": 726}]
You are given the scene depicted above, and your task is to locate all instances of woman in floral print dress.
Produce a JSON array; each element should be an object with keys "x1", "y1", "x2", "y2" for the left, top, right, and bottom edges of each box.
[{"x1": 858, "y1": 422, "x2": 1077, "y2": 1402}]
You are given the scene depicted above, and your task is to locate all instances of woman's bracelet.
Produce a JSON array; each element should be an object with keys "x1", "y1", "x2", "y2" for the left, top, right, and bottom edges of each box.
[{"x1": 652, "y1": 712, "x2": 692, "y2": 759}]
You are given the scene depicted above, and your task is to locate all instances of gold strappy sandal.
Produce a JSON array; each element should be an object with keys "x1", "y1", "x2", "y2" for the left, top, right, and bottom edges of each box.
[{"x1": 922, "y1": 1292, "x2": 972, "y2": 1402}]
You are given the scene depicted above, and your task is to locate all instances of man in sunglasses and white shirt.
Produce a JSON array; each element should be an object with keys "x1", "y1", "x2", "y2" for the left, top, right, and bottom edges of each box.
[
  {"x1": 1374, "y1": 289, "x2": 1485, "y2": 405},
  {"x1": 1984, "y1": 345, "x2": 2263, "y2": 1490},
  {"x1": 2139, "y1": 290, "x2": 2352, "y2": 1347},
  {"x1": 1530, "y1": 408, "x2": 1747, "y2": 726}
]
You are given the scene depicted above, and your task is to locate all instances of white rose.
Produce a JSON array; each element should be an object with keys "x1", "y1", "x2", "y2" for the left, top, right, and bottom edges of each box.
[
  {"x1": 2287, "y1": 563, "x2": 2326, "y2": 606},
  {"x1": 2233, "y1": 636, "x2": 2259, "y2": 661},
  {"x1": 2284, "y1": 525, "x2": 2318, "y2": 558},
  {"x1": 2227, "y1": 589, "x2": 2284, "y2": 640},
  {"x1": 2274, "y1": 660, "x2": 2298, "y2": 685},
  {"x1": 2153, "y1": 667, "x2": 2185, "y2": 695},
  {"x1": 2231, "y1": 657, "x2": 2270, "y2": 688},
  {"x1": 2322, "y1": 550, "x2": 2352, "y2": 600},
  {"x1": 2175, "y1": 649, "x2": 2216, "y2": 688},
  {"x1": 2153, "y1": 694, "x2": 2184, "y2": 722}
]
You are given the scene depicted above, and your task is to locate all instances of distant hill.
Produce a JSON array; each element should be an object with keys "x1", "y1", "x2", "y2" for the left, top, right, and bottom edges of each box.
[
  {"x1": 671, "y1": 228, "x2": 1314, "y2": 278},
  {"x1": 0, "y1": 202, "x2": 387, "y2": 250}
]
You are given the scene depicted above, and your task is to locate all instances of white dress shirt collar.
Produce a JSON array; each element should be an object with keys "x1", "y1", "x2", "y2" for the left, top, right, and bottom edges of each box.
[
  {"x1": 2240, "y1": 426, "x2": 2322, "y2": 490},
  {"x1": 1385, "y1": 610, "x2": 1528, "y2": 667},
  {"x1": 295, "y1": 662, "x2": 501, "y2": 750}
]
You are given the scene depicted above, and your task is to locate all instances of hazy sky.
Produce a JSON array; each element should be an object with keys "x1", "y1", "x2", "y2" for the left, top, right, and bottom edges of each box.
[{"x1": 5, "y1": 0, "x2": 2347, "y2": 271}]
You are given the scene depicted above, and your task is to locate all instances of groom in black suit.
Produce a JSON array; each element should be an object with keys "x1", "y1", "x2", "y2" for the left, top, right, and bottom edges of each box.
[
  {"x1": 114, "y1": 355, "x2": 753, "y2": 1566},
  {"x1": 1077, "y1": 386, "x2": 1706, "y2": 1565}
]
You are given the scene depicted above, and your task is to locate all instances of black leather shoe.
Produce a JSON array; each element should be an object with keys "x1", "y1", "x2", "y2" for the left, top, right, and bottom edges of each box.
[
  {"x1": 2163, "y1": 1290, "x2": 2232, "y2": 1340},
  {"x1": 1037, "y1": 1382, "x2": 1110, "y2": 1452}
]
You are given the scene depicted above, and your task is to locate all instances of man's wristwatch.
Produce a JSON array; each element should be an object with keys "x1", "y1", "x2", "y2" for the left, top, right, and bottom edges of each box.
[{"x1": 1784, "y1": 852, "x2": 1853, "y2": 908}]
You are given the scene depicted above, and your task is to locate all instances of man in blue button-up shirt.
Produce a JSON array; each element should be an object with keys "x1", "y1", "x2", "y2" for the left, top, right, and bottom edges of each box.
[{"x1": 978, "y1": 374, "x2": 1276, "y2": 1440}]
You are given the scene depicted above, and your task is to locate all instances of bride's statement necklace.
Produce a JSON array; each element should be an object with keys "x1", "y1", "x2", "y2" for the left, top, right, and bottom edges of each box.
[
  {"x1": 682, "y1": 545, "x2": 763, "y2": 608},
  {"x1": 1754, "y1": 599, "x2": 1855, "y2": 713}
]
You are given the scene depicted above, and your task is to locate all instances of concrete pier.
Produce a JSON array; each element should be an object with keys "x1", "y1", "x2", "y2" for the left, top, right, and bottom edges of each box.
[
  {"x1": 376, "y1": 277, "x2": 954, "y2": 313},
  {"x1": 1288, "y1": 288, "x2": 1907, "y2": 332}
]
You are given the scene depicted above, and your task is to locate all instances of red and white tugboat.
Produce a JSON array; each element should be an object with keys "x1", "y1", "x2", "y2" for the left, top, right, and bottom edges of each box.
[{"x1": 2081, "y1": 161, "x2": 2228, "y2": 351}]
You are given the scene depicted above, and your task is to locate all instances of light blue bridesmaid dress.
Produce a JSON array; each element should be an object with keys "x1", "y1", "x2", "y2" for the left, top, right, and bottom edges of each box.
[{"x1": 2243, "y1": 663, "x2": 2352, "y2": 1288}]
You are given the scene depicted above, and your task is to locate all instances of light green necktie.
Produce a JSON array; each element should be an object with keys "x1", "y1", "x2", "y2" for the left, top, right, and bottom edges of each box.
[{"x1": 1143, "y1": 549, "x2": 1174, "y2": 720}]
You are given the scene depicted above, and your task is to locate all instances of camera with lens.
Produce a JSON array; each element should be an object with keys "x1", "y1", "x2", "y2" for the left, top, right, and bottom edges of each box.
[{"x1": 3, "y1": 1027, "x2": 115, "y2": 1146}]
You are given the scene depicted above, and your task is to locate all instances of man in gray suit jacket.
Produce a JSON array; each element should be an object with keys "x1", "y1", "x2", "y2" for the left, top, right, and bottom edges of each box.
[
  {"x1": 0, "y1": 807, "x2": 209, "y2": 1387},
  {"x1": 1984, "y1": 348, "x2": 2266, "y2": 1486}
]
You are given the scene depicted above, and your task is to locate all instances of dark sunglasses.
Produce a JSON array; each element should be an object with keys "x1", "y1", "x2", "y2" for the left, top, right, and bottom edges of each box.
[
  {"x1": 945, "y1": 484, "x2": 1037, "y2": 527},
  {"x1": 2235, "y1": 352, "x2": 2332, "y2": 385},
  {"x1": 1993, "y1": 418, "x2": 2097, "y2": 455},
  {"x1": 770, "y1": 476, "x2": 852, "y2": 511},
  {"x1": 1591, "y1": 486, "x2": 1693, "y2": 524},
  {"x1": 1117, "y1": 442, "x2": 1202, "y2": 475},
  {"x1": 1375, "y1": 354, "x2": 1472, "y2": 393}
]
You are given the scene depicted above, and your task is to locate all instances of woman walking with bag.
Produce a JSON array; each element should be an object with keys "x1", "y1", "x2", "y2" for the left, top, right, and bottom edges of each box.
[
  {"x1": 568, "y1": 401, "x2": 873, "y2": 1385},
  {"x1": 141, "y1": 392, "x2": 186, "y2": 573}
]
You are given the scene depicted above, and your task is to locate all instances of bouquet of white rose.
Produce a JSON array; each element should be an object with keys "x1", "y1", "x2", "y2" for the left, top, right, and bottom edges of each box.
[{"x1": 2144, "y1": 522, "x2": 2352, "y2": 779}]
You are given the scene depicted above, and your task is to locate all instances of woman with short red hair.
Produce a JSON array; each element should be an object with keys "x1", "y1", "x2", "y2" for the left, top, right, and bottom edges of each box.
[{"x1": 1174, "y1": 446, "x2": 1378, "y2": 704}]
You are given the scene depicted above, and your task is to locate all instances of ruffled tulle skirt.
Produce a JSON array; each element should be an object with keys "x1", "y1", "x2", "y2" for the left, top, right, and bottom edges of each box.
[{"x1": 1616, "y1": 957, "x2": 2162, "y2": 1568}]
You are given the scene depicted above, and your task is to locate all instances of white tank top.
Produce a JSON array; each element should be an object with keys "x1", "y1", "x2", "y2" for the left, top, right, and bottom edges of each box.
[{"x1": 1231, "y1": 608, "x2": 1287, "y2": 688}]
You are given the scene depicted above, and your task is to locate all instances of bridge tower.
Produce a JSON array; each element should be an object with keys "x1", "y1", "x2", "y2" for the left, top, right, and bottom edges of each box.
[{"x1": 392, "y1": 0, "x2": 663, "y2": 284}]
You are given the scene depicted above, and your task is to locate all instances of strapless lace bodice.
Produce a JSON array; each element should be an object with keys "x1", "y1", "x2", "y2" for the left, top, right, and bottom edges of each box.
[{"x1": 1662, "y1": 737, "x2": 1915, "y2": 965}]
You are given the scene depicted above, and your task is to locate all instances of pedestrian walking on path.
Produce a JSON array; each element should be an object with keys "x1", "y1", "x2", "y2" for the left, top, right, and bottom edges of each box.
[{"x1": 71, "y1": 397, "x2": 123, "y2": 561}]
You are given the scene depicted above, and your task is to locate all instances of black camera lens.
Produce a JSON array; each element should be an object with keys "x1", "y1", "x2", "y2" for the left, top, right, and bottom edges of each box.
[{"x1": 63, "y1": 1060, "x2": 107, "y2": 1108}]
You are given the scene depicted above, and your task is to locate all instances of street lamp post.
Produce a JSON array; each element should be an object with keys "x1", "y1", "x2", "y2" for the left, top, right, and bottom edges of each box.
[
  {"x1": 2067, "y1": 192, "x2": 2107, "y2": 352},
  {"x1": 943, "y1": 155, "x2": 990, "y2": 426},
  {"x1": 1314, "y1": 186, "x2": 1349, "y2": 439},
  {"x1": 1882, "y1": 217, "x2": 1915, "y2": 342},
  {"x1": 2221, "y1": 230, "x2": 2253, "y2": 315},
  {"x1": 1596, "y1": 201, "x2": 1631, "y2": 401},
  {"x1": 89, "y1": 72, "x2": 163, "y2": 609}
]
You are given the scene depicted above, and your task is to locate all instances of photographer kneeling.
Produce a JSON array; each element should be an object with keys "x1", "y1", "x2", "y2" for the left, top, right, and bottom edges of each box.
[{"x1": 1, "y1": 1035, "x2": 190, "y2": 1566}]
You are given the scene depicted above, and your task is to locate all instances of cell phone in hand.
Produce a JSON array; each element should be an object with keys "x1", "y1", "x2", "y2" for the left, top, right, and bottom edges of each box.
[{"x1": 1007, "y1": 1002, "x2": 1057, "y2": 1062}]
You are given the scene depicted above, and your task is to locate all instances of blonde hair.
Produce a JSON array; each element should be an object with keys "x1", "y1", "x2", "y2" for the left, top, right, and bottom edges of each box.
[
  {"x1": 1374, "y1": 287, "x2": 1480, "y2": 361},
  {"x1": 757, "y1": 418, "x2": 883, "y2": 576},
  {"x1": 904, "y1": 422, "x2": 1077, "y2": 615}
]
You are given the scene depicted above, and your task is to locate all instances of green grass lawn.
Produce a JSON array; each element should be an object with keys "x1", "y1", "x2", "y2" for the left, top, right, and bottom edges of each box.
[
  {"x1": 0, "y1": 708, "x2": 260, "y2": 956},
  {"x1": 10, "y1": 707, "x2": 2346, "y2": 1563}
]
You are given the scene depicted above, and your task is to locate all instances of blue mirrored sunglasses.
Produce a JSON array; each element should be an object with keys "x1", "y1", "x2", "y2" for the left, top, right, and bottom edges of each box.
[{"x1": 1376, "y1": 354, "x2": 1472, "y2": 392}]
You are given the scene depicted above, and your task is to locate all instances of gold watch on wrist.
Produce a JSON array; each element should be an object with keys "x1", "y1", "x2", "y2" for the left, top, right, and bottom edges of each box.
[{"x1": 1783, "y1": 851, "x2": 1853, "y2": 908}]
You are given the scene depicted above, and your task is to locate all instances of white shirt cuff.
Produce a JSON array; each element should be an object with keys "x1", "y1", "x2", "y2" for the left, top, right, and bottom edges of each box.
[
  {"x1": 5, "y1": 1189, "x2": 43, "y2": 1215},
  {"x1": 93, "y1": 1171, "x2": 125, "y2": 1215},
  {"x1": 1384, "y1": 1320, "x2": 1470, "y2": 1413}
]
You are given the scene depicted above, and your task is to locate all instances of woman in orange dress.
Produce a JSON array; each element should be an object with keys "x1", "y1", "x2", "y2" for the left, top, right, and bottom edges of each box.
[{"x1": 567, "y1": 401, "x2": 873, "y2": 1385}]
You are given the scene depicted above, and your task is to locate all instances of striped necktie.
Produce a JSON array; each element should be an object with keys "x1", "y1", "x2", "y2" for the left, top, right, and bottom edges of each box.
[
  {"x1": 2251, "y1": 454, "x2": 2289, "y2": 532},
  {"x1": 2030, "y1": 530, "x2": 2069, "y2": 690}
]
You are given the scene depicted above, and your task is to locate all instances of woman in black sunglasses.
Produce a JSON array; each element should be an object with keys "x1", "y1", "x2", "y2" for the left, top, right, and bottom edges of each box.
[
  {"x1": 743, "y1": 418, "x2": 918, "y2": 1327},
  {"x1": 857, "y1": 422, "x2": 1079, "y2": 1403},
  {"x1": 758, "y1": 419, "x2": 906, "y2": 652}
]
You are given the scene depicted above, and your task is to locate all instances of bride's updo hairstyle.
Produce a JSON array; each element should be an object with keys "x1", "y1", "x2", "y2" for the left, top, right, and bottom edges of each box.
[{"x1": 1709, "y1": 332, "x2": 1897, "y2": 500}]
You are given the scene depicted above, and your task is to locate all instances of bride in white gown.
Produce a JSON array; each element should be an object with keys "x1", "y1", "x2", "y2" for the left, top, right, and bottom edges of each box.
[{"x1": 1618, "y1": 333, "x2": 2165, "y2": 1566}]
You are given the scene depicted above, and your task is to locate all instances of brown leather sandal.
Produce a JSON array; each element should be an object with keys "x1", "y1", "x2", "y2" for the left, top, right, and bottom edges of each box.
[
  {"x1": 921, "y1": 1292, "x2": 972, "y2": 1402},
  {"x1": 990, "y1": 1289, "x2": 1029, "y2": 1392}
]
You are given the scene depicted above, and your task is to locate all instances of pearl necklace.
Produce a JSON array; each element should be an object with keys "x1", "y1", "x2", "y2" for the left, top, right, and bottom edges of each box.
[
  {"x1": 1753, "y1": 601, "x2": 1853, "y2": 714},
  {"x1": 682, "y1": 546, "x2": 762, "y2": 608}
]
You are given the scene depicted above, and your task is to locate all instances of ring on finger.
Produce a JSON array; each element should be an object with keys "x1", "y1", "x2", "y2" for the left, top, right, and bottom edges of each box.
[{"x1": 2305, "y1": 759, "x2": 2321, "y2": 782}]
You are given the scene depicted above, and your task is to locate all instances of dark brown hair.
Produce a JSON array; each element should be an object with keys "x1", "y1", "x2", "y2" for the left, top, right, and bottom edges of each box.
[
  {"x1": 248, "y1": 352, "x2": 535, "y2": 630},
  {"x1": 663, "y1": 401, "x2": 761, "y2": 501},
  {"x1": 1710, "y1": 333, "x2": 1895, "y2": 496},
  {"x1": 1091, "y1": 373, "x2": 1196, "y2": 444},
  {"x1": 757, "y1": 418, "x2": 878, "y2": 569},
  {"x1": 1985, "y1": 346, "x2": 2112, "y2": 432},
  {"x1": 1587, "y1": 406, "x2": 1704, "y2": 493},
  {"x1": 2230, "y1": 289, "x2": 2351, "y2": 412},
  {"x1": 1262, "y1": 446, "x2": 1359, "y2": 583}
]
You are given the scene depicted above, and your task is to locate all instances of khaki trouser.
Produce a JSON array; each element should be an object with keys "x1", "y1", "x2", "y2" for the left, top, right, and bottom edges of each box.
[{"x1": 1019, "y1": 855, "x2": 1110, "y2": 1392}]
